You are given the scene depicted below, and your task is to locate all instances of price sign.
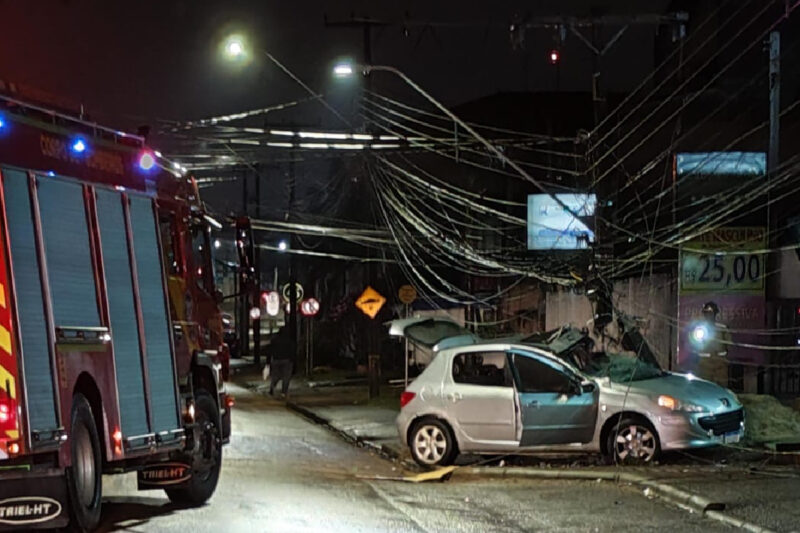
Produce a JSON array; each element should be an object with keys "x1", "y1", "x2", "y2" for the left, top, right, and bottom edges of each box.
[{"x1": 680, "y1": 227, "x2": 765, "y2": 293}]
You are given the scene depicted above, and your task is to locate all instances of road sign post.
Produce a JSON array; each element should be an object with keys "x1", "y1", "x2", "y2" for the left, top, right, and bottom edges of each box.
[
  {"x1": 355, "y1": 287, "x2": 386, "y2": 399},
  {"x1": 368, "y1": 353, "x2": 380, "y2": 399},
  {"x1": 398, "y1": 285, "x2": 417, "y2": 389},
  {"x1": 299, "y1": 298, "x2": 320, "y2": 376},
  {"x1": 404, "y1": 303, "x2": 410, "y2": 389}
]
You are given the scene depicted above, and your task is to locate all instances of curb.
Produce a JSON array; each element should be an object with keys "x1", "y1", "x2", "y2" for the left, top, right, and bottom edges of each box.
[
  {"x1": 458, "y1": 467, "x2": 775, "y2": 533},
  {"x1": 286, "y1": 401, "x2": 419, "y2": 470}
]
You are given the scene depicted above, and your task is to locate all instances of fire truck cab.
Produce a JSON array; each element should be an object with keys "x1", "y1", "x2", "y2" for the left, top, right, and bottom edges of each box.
[{"x1": 0, "y1": 90, "x2": 231, "y2": 531}]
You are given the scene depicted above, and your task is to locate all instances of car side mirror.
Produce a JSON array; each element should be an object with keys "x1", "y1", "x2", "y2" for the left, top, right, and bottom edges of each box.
[
  {"x1": 566, "y1": 380, "x2": 582, "y2": 396},
  {"x1": 581, "y1": 381, "x2": 596, "y2": 394}
]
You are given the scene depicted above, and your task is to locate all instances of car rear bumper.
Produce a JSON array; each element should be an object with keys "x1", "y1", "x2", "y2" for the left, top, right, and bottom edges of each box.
[
  {"x1": 0, "y1": 467, "x2": 70, "y2": 530},
  {"x1": 396, "y1": 410, "x2": 413, "y2": 448}
]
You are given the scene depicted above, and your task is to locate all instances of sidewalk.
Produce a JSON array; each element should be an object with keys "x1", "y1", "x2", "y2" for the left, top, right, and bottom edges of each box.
[{"x1": 234, "y1": 362, "x2": 409, "y2": 462}]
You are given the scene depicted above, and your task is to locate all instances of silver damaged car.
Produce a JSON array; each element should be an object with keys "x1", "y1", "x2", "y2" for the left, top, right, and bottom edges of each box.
[{"x1": 391, "y1": 318, "x2": 744, "y2": 467}]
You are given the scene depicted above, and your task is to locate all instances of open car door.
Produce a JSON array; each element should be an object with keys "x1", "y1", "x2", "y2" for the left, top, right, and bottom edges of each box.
[{"x1": 509, "y1": 349, "x2": 599, "y2": 446}]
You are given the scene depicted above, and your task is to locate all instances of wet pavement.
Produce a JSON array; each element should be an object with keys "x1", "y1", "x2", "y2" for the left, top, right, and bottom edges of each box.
[
  {"x1": 95, "y1": 373, "x2": 733, "y2": 532},
  {"x1": 247, "y1": 366, "x2": 800, "y2": 532}
]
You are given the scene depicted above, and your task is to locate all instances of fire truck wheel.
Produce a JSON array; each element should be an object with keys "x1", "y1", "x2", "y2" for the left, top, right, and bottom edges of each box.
[
  {"x1": 66, "y1": 393, "x2": 103, "y2": 532},
  {"x1": 165, "y1": 389, "x2": 221, "y2": 506}
]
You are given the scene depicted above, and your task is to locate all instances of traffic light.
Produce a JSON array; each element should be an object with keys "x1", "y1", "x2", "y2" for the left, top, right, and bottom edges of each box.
[{"x1": 548, "y1": 49, "x2": 560, "y2": 65}]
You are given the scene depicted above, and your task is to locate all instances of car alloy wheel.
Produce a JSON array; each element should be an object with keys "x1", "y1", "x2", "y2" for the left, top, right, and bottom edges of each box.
[
  {"x1": 413, "y1": 424, "x2": 448, "y2": 465},
  {"x1": 614, "y1": 423, "x2": 657, "y2": 462}
]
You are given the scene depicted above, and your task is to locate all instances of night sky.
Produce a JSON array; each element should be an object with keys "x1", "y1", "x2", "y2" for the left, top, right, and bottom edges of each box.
[{"x1": 0, "y1": 0, "x2": 670, "y2": 131}]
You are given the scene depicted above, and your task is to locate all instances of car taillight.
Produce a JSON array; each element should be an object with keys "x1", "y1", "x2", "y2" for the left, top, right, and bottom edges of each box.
[{"x1": 400, "y1": 391, "x2": 416, "y2": 409}]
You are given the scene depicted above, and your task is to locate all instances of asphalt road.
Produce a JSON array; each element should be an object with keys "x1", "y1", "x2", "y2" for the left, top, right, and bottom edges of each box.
[{"x1": 96, "y1": 381, "x2": 728, "y2": 532}]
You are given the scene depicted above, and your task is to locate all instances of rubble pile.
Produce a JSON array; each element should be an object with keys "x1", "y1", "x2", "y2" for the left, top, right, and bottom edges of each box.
[{"x1": 739, "y1": 394, "x2": 800, "y2": 444}]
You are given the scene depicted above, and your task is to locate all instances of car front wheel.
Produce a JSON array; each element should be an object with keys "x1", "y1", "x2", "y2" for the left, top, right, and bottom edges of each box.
[
  {"x1": 607, "y1": 417, "x2": 661, "y2": 464},
  {"x1": 409, "y1": 418, "x2": 457, "y2": 467}
]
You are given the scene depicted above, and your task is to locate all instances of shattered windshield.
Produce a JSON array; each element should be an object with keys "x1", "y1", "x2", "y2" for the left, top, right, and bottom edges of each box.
[
  {"x1": 583, "y1": 329, "x2": 665, "y2": 382},
  {"x1": 583, "y1": 354, "x2": 665, "y2": 382},
  {"x1": 536, "y1": 325, "x2": 666, "y2": 382}
]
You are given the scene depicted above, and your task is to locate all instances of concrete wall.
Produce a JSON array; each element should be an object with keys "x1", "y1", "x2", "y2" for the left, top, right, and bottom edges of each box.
[{"x1": 775, "y1": 250, "x2": 800, "y2": 298}]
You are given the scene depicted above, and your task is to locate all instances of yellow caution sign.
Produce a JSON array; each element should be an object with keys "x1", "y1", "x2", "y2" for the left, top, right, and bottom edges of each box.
[{"x1": 355, "y1": 286, "x2": 386, "y2": 319}]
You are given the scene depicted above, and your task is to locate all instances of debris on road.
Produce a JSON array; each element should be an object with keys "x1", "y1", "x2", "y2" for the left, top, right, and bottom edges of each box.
[
  {"x1": 357, "y1": 465, "x2": 457, "y2": 483},
  {"x1": 739, "y1": 394, "x2": 800, "y2": 444}
]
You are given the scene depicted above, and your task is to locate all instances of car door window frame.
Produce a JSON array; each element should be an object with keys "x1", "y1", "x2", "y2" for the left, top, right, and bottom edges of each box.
[{"x1": 451, "y1": 351, "x2": 513, "y2": 388}]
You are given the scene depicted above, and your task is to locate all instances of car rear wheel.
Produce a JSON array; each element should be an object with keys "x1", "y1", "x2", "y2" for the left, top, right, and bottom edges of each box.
[
  {"x1": 607, "y1": 417, "x2": 661, "y2": 464},
  {"x1": 409, "y1": 418, "x2": 457, "y2": 467}
]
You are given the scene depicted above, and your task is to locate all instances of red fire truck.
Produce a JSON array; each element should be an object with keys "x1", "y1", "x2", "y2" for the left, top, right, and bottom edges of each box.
[{"x1": 0, "y1": 89, "x2": 232, "y2": 530}]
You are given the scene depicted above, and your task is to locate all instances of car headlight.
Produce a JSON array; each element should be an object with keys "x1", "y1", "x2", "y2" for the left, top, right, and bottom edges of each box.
[{"x1": 657, "y1": 395, "x2": 706, "y2": 413}]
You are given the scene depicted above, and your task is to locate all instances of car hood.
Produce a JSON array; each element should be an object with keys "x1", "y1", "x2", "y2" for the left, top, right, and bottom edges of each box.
[{"x1": 613, "y1": 372, "x2": 740, "y2": 413}]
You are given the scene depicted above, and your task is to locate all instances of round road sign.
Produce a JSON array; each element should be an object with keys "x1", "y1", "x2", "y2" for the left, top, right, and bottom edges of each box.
[
  {"x1": 281, "y1": 282, "x2": 304, "y2": 302},
  {"x1": 398, "y1": 285, "x2": 417, "y2": 305},
  {"x1": 301, "y1": 298, "x2": 320, "y2": 317}
]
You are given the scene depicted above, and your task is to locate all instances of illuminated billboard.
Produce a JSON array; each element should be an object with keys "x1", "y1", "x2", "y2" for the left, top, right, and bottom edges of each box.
[
  {"x1": 527, "y1": 193, "x2": 596, "y2": 250},
  {"x1": 676, "y1": 152, "x2": 766, "y2": 177}
]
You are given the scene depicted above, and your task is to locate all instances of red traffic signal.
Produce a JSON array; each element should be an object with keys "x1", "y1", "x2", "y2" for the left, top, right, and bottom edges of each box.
[{"x1": 548, "y1": 49, "x2": 560, "y2": 65}]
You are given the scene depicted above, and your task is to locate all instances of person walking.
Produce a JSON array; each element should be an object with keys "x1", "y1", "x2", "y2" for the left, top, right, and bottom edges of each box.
[{"x1": 268, "y1": 327, "x2": 294, "y2": 398}]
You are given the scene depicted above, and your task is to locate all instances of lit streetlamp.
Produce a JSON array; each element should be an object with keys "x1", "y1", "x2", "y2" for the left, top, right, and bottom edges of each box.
[
  {"x1": 223, "y1": 35, "x2": 248, "y2": 61},
  {"x1": 227, "y1": 40, "x2": 244, "y2": 58}
]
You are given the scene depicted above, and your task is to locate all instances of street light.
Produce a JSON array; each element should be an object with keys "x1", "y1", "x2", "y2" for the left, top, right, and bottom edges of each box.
[
  {"x1": 227, "y1": 40, "x2": 244, "y2": 58},
  {"x1": 333, "y1": 63, "x2": 354, "y2": 78},
  {"x1": 222, "y1": 34, "x2": 348, "y2": 125},
  {"x1": 223, "y1": 35, "x2": 247, "y2": 60}
]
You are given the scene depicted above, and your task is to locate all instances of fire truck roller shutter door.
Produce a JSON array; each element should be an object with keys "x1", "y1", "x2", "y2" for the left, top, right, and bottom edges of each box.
[
  {"x1": 1, "y1": 169, "x2": 57, "y2": 433},
  {"x1": 96, "y1": 189, "x2": 149, "y2": 437},
  {"x1": 37, "y1": 178, "x2": 100, "y2": 328},
  {"x1": 128, "y1": 197, "x2": 179, "y2": 437}
]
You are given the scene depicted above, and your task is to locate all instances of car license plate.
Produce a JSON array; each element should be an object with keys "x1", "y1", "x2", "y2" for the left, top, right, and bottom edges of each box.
[{"x1": 723, "y1": 432, "x2": 741, "y2": 444}]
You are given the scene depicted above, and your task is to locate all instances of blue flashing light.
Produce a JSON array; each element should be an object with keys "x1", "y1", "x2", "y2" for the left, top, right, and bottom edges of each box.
[
  {"x1": 0, "y1": 118, "x2": 4, "y2": 129},
  {"x1": 71, "y1": 138, "x2": 87, "y2": 154},
  {"x1": 47, "y1": 171, "x2": 55, "y2": 177},
  {"x1": 138, "y1": 151, "x2": 156, "y2": 171}
]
